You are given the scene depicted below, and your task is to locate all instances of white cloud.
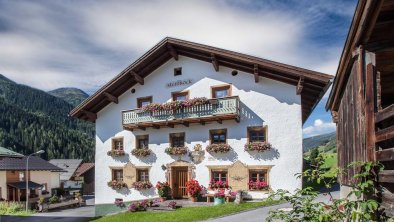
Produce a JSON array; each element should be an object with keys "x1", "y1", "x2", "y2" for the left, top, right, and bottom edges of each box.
[{"x1": 303, "y1": 119, "x2": 335, "y2": 137}]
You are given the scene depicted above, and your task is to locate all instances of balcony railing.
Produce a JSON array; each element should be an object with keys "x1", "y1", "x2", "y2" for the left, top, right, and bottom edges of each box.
[{"x1": 122, "y1": 96, "x2": 239, "y2": 129}]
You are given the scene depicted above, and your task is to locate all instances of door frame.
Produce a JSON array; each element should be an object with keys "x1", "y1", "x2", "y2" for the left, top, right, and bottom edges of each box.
[{"x1": 165, "y1": 160, "x2": 195, "y2": 199}]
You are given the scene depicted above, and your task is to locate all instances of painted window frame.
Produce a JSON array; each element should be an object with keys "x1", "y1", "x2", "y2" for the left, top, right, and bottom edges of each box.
[
  {"x1": 169, "y1": 132, "x2": 185, "y2": 147},
  {"x1": 211, "y1": 84, "x2": 232, "y2": 98},
  {"x1": 112, "y1": 137, "x2": 124, "y2": 151},
  {"x1": 172, "y1": 91, "x2": 189, "y2": 101},
  {"x1": 136, "y1": 135, "x2": 149, "y2": 149},
  {"x1": 137, "y1": 96, "x2": 153, "y2": 108},
  {"x1": 209, "y1": 129, "x2": 227, "y2": 144},
  {"x1": 210, "y1": 170, "x2": 228, "y2": 183},
  {"x1": 247, "y1": 126, "x2": 268, "y2": 143},
  {"x1": 137, "y1": 169, "x2": 150, "y2": 182},
  {"x1": 112, "y1": 169, "x2": 124, "y2": 182}
]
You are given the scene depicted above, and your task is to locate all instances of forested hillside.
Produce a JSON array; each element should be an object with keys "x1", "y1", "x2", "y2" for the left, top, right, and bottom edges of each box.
[
  {"x1": 0, "y1": 74, "x2": 94, "y2": 161},
  {"x1": 48, "y1": 87, "x2": 89, "y2": 107}
]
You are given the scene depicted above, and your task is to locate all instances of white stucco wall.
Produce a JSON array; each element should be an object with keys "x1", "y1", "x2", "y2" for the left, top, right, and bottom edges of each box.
[
  {"x1": 95, "y1": 56, "x2": 303, "y2": 204},
  {"x1": 30, "y1": 171, "x2": 60, "y2": 196},
  {"x1": 0, "y1": 171, "x2": 6, "y2": 199}
]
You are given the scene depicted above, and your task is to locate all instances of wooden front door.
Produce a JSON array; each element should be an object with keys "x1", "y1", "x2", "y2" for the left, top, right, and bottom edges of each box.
[{"x1": 172, "y1": 167, "x2": 188, "y2": 198}]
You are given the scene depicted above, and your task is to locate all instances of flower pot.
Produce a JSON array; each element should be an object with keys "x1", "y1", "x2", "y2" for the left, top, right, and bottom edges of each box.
[
  {"x1": 190, "y1": 197, "x2": 197, "y2": 202},
  {"x1": 214, "y1": 197, "x2": 225, "y2": 205},
  {"x1": 160, "y1": 197, "x2": 167, "y2": 202}
]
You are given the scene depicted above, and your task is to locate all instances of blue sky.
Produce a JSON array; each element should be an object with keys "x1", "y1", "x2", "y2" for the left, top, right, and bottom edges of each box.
[{"x1": 0, "y1": 0, "x2": 357, "y2": 138}]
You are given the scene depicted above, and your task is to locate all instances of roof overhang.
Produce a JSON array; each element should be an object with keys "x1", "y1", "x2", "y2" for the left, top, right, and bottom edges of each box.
[{"x1": 70, "y1": 37, "x2": 332, "y2": 124}]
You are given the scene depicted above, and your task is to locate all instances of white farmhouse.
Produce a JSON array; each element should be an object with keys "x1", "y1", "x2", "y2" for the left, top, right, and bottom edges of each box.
[{"x1": 71, "y1": 38, "x2": 332, "y2": 215}]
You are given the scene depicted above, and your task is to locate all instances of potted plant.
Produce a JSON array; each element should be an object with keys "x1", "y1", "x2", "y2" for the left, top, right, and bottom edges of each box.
[
  {"x1": 244, "y1": 142, "x2": 272, "y2": 152},
  {"x1": 114, "y1": 198, "x2": 125, "y2": 208},
  {"x1": 213, "y1": 190, "x2": 225, "y2": 205},
  {"x1": 168, "y1": 201, "x2": 177, "y2": 209},
  {"x1": 185, "y1": 179, "x2": 202, "y2": 202},
  {"x1": 131, "y1": 148, "x2": 152, "y2": 157},
  {"x1": 132, "y1": 181, "x2": 153, "y2": 190},
  {"x1": 107, "y1": 180, "x2": 127, "y2": 190},
  {"x1": 165, "y1": 146, "x2": 188, "y2": 155},
  {"x1": 206, "y1": 144, "x2": 231, "y2": 153},
  {"x1": 156, "y1": 181, "x2": 171, "y2": 202}
]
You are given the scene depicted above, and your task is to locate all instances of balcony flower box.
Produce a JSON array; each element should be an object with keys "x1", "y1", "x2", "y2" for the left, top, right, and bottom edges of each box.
[
  {"x1": 131, "y1": 148, "x2": 152, "y2": 157},
  {"x1": 107, "y1": 150, "x2": 126, "y2": 157},
  {"x1": 140, "y1": 97, "x2": 209, "y2": 113},
  {"x1": 107, "y1": 180, "x2": 127, "y2": 190},
  {"x1": 248, "y1": 180, "x2": 269, "y2": 191},
  {"x1": 132, "y1": 181, "x2": 153, "y2": 190},
  {"x1": 206, "y1": 144, "x2": 231, "y2": 153},
  {"x1": 244, "y1": 142, "x2": 272, "y2": 152},
  {"x1": 165, "y1": 146, "x2": 188, "y2": 155}
]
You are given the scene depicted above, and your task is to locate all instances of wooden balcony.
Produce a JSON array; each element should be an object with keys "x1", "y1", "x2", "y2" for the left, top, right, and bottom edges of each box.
[{"x1": 122, "y1": 96, "x2": 240, "y2": 130}]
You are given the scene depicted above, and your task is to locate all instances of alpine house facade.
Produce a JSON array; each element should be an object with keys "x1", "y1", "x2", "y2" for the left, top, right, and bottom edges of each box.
[{"x1": 71, "y1": 38, "x2": 332, "y2": 215}]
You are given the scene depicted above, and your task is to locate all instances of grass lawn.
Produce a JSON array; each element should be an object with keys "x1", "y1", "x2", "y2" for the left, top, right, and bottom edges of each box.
[
  {"x1": 0, "y1": 202, "x2": 34, "y2": 216},
  {"x1": 90, "y1": 199, "x2": 283, "y2": 222}
]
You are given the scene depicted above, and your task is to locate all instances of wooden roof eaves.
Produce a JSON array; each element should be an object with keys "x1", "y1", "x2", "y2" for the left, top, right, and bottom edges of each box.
[
  {"x1": 70, "y1": 37, "x2": 332, "y2": 123},
  {"x1": 326, "y1": 0, "x2": 384, "y2": 111}
]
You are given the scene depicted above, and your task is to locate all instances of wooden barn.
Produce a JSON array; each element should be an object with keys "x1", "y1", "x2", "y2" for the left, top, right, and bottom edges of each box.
[{"x1": 326, "y1": 0, "x2": 394, "y2": 217}]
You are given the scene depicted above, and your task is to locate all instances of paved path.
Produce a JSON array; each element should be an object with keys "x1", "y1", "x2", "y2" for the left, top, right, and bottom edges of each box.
[{"x1": 204, "y1": 191, "x2": 339, "y2": 222}]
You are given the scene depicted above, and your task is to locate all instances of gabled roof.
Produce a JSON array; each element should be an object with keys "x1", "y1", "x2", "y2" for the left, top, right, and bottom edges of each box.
[
  {"x1": 0, "y1": 147, "x2": 24, "y2": 158},
  {"x1": 74, "y1": 163, "x2": 94, "y2": 177},
  {"x1": 70, "y1": 37, "x2": 333, "y2": 124},
  {"x1": 49, "y1": 159, "x2": 83, "y2": 181},
  {"x1": 0, "y1": 156, "x2": 64, "y2": 172}
]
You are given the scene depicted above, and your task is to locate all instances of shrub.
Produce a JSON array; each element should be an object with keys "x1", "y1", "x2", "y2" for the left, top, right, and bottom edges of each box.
[
  {"x1": 165, "y1": 146, "x2": 188, "y2": 155},
  {"x1": 185, "y1": 179, "x2": 202, "y2": 197},
  {"x1": 114, "y1": 198, "x2": 125, "y2": 208},
  {"x1": 0, "y1": 202, "x2": 32, "y2": 216},
  {"x1": 128, "y1": 200, "x2": 149, "y2": 212},
  {"x1": 132, "y1": 181, "x2": 153, "y2": 190},
  {"x1": 131, "y1": 148, "x2": 152, "y2": 157},
  {"x1": 206, "y1": 144, "x2": 231, "y2": 153},
  {"x1": 49, "y1": 195, "x2": 59, "y2": 204},
  {"x1": 156, "y1": 181, "x2": 171, "y2": 197}
]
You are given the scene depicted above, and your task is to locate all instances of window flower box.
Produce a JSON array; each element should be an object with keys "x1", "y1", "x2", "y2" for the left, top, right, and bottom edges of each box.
[
  {"x1": 248, "y1": 180, "x2": 269, "y2": 191},
  {"x1": 132, "y1": 181, "x2": 153, "y2": 190},
  {"x1": 140, "y1": 97, "x2": 209, "y2": 113},
  {"x1": 206, "y1": 144, "x2": 231, "y2": 153},
  {"x1": 107, "y1": 180, "x2": 127, "y2": 190},
  {"x1": 131, "y1": 148, "x2": 152, "y2": 157},
  {"x1": 165, "y1": 146, "x2": 188, "y2": 155},
  {"x1": 244, "y1": 142, "x2": 272, "y2": 152},
  {"x1": 209, "y1": 180, "x2": 229, "y2": 189},
  {"x1": 107, "y1": 150, "x2": 126, "y2": 157}
]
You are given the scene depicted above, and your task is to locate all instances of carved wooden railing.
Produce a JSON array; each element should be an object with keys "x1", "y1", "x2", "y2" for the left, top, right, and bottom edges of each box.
[{"x1": 122, "y1": 96, "x2": 239, "y2": 126}]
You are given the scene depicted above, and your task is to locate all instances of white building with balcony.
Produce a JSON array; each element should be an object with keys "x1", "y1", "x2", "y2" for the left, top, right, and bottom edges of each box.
[{"x1": 71, "y1": 37, "x2": 332, "y2": 216}]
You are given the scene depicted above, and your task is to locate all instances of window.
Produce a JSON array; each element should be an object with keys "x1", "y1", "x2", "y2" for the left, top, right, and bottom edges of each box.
[
  {"x1": 19, "y1": 172, "x2": 25, "y2": 181},
  {"x1": 174, "y1": 67, "x2": 182, "y2": 76},
  {"x1": 112, "y1": 137, "x2": 124, "y2": 151},
  {"x1": 211, "y1": 170, "x2": 227, "y2": 182},
  {"x1": 112, "y1": 169, "x2": 123, "y2": 181},
  {"x1": 136, "y1": 135, "x2": 149, "y2": 149},
  {"x1": 137, "y1": 96, "x2": 152, "y2": 108},
  {"x1": 212, "y1": 85, "x2": 231, "y2": 98},
  {"x1": 170, "y1": 133, "x2": 185, "y2": 147},
  {"x1": 210, "y1": 129, "x2": 227, "y2": 144},
  {"x1": 249, "y1": 170, "x2": 267, "y2": 182},
  {"x1": 172, "y1": 91, "x2": 189, "y2": 101},
  {"x1": 247, "y1": 126, "x2": 267, "y2": 143},
  {"x1": 137, "y1": 169, "x2": 149, "y2": 182}
]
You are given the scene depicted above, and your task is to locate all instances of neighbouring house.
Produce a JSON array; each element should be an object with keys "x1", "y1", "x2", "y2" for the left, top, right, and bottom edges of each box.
[
  {"x1": 0, "y1": 147, "x2": 63, "y2": 202},
  {"x1": 70, "y1": 37, "x2": 332, "y2": 215},
  {"x1": 326, "y1": 0, "x2": 394, "y2": 217},
  {"x1": 49, "y1": 159, "x2": 83, "y2": 192},
  {"x1": 74, "y1": 163, "x2": 95, "y2": 195}
]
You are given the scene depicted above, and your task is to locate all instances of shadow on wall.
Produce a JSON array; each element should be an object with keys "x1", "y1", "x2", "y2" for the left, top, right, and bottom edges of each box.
[
  {"x1": 208, "y1": 149, "x2": 238, "y2": 162},
  {"x1": 116, "y1": 187, "x2": 131, "y2": 195},
  {"x1": 137, "y1": 152, "x2": 158, "y2": 164},
  {"x1": 135, "y1": 187, "x2": 156, "y2": 196},
  {"x1": 247, "y1": 148, "x2": 280, "y2": 161},
  {"x1": 111, "y1": 153, "x2": 130, "y2": 163}
]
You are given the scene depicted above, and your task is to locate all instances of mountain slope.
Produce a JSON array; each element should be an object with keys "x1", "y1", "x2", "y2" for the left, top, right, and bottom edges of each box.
[
  {"x1": 48, "y1": 87, "x2": 89, "y2": 107},
  {"x1": 303, "y1": 132, "x2": 336, "y2": 152},
  {"x1": 0, "y1": 74, "x2": 94, "y2": 161}
]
